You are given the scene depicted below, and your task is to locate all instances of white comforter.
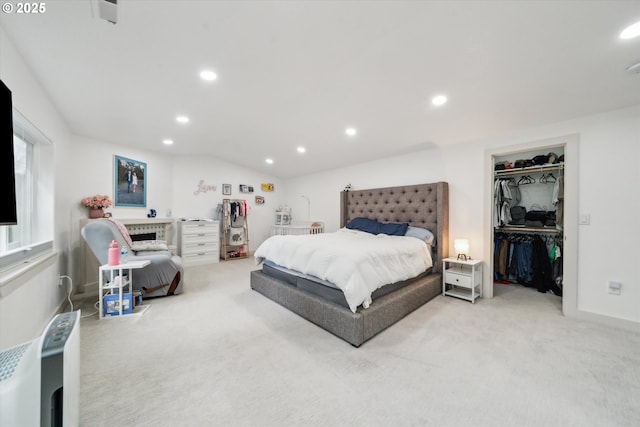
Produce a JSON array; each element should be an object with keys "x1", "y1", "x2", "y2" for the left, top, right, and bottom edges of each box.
[{"x1": 254, "y1": 228, "x2": 432, "y2": 313}]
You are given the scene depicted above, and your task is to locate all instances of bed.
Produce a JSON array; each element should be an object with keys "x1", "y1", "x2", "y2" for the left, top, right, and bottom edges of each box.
[{"x1": 250, "y1": 182, "x2": 449, "y2": 346}]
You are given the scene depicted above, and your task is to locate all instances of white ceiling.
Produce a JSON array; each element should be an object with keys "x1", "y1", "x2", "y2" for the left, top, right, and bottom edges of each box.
[{"x1": 2, "y1": 1, "x2": 639, "y2": 178}]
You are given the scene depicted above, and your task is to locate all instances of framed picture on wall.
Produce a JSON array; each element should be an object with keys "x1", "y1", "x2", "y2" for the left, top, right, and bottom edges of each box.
[
  {"x1": 222, "y1": 183, "x2": 232, "y2": 195},
  {"x1": 114, "y1": 155, "x2": 147, "y2": 207},
  {"x1": 255, "y1": 195, "x2": 265, "y2": 204}
]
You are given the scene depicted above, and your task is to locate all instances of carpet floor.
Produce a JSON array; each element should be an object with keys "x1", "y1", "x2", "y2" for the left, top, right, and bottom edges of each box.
[{"x1": 78, "y1": 258, "x2": 640, "y2": 426}]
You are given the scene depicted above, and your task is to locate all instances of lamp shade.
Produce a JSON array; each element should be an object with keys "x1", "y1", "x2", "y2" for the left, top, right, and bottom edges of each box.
[{"x1": 454, "y1": 239, "x2": 469, "y2": 256}]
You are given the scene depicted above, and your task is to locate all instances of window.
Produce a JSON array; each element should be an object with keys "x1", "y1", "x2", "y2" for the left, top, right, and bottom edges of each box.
[{"x1": 0, "y1": 109, "x2": 53, "y2": 270}]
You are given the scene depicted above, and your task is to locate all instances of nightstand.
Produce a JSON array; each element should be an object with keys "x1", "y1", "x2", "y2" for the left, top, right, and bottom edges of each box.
[{"x1": 442, "y1": 257, "x2": 483, "y2": 303}]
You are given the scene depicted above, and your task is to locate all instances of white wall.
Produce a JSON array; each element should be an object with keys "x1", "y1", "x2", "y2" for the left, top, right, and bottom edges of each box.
[
  {"x1": 171, "y1": 156, "x2": 284, "y2": 250},
  {"x1": 284, "y1": 104, "x2": 640, "y2": 326},
  {"x1": 0, "y1": 29, "x2": 72, "y2": 349}
]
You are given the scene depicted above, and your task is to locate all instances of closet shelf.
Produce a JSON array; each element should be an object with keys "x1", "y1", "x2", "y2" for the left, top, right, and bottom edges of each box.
[
  {"x1": 494, "y1": 163, "x2": 564, "y2": 177},
  {"x1": 495, "y1": 226, "x2": 562, "y2": 234}
]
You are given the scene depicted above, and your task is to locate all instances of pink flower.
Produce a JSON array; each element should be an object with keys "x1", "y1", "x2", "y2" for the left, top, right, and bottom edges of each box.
[{"x1": 81, "y1": 195, "x2": 113, "y2": 209}]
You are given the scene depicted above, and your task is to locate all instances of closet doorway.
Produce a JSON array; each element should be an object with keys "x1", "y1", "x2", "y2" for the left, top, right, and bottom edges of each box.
[{"x1": 484, "y1": 135, "x2": 578, "y2": 317}]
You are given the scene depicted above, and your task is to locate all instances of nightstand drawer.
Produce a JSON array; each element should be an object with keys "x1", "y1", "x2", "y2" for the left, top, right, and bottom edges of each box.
[{"x1": 445, "y1": 271, "x2": 472, "y2": 287}]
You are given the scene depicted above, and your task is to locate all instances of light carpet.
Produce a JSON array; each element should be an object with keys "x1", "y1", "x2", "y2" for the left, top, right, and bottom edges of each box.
[{"x1": 78, "y1": 258, "x2": 640, "y2": 427}]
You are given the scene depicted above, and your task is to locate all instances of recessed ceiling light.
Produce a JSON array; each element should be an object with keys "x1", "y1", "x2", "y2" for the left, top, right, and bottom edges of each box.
[
  {"x1": 431, "y1": 95, "x2": 447, "y2": 106},
  {"x1": 200, "y1": 70, "x2": 218, "y2": 81},
  {"x1": 620, "y1": 21, "x2": 640, "y2": 40},
  {"x1": 297, "y1": 147, "x2": 306, "y2": 153},
  {"x1": 265, "y1": 158, "x2": 274, "y2": 164},
  {"x1": 162, "y1": 139, "x2": 174, "y2": 145},
  {"x1": 345, "y1": 127, "x2": 357, "y2": 137},
  {"x1": 176, "y1": 115, "x2": 189, "y2": 124}
]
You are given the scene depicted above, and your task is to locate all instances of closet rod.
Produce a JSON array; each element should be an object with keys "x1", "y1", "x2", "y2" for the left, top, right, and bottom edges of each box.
[{"x1": 495, "y1": 164, "x2": 564, "y2": 177}]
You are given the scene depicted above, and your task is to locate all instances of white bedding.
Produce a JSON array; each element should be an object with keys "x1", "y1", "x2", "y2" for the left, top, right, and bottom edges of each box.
[{"x1": 254, "y1": 228, "x2": 432, "y2": 313}]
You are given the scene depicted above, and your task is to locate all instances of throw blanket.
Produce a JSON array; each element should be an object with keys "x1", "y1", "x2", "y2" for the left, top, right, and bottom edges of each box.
[{"x1": 254, "y1": 228, "x2": 432, "y2": 312}]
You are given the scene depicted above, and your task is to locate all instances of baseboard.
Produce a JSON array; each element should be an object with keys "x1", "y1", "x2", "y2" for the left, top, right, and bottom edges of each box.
[{"x1": 573, "y1": 309, "x2": 640, "y2": 333}]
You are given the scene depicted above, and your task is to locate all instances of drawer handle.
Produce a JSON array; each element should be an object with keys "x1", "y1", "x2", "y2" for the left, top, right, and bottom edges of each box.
[
  {"x1": 198, "y1": 243, "x2": 205, "y2": 246},
  {"x1": 455, "y1": 278, "x2": 459, "y2": 282},
  {"x1": 197, "y1": 233, "x2": 206, "y2": 236},
  {"x1": 198, "y1": 252, "x2": 205, "y2": 256}
]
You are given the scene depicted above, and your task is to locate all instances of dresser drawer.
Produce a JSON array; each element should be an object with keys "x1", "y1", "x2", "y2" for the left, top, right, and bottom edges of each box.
[
  {"x1": 182, "y1": 232, "x2": 218, "y2": 245},
  {"x1": 182, "y1": 251, "x2": 219, "y2": 266},
  {"x1": 182, "y1": 226, "x2": 218, "y2": 237},
  {"x1": 444, "y1": 270, "x2": 472, "y2": 288},
  {"x1": 182, "y1": 241, "x2": 216, "y2": 254}
]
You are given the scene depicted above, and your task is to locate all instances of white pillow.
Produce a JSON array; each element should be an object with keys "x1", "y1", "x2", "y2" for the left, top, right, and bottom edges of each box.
[
  {"x1": 404, "y1": 226, "x2": 435, "y2": 246},
  {"x1": 131, "y1": 240, "x2": 168, "y2": 252}
]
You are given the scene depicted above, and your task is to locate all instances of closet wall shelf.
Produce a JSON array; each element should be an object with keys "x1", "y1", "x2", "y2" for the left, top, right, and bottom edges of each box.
[
  {"x1": 495, "y1": 226, "x2": 562, "y2": 234},
  {"x1": 495, "y1": 163, "x2": 564, "y2": 177}
]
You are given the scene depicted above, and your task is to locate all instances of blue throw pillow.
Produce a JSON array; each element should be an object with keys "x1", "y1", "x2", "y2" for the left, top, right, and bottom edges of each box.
[
  {"x1": 405, "y1": 226, "x2": 435, "y2": 246},
  {"x1": 346, "y1": 217, "x2": 381, "y2": 235},
  {"x1": 379, "y1": 222, "x2": 409, "y2": 236},
  {"x1": 346, "y1": 217, "x2": 409, "y2": 236}
]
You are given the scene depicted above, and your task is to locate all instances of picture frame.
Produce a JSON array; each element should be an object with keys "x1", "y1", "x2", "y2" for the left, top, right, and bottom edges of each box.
[
  {"x1": 114, "y1": 155, "x2": 147, "y2": 207},
  {"x1": 261, "y1": 183, "x2": 274, "y2": 192},
  {"x1": 239, "y1": 185, "x2": 254, "y2": 193},
  {"x1": 255, "y1": 195, "x2": 265, "y2": 205},
  {"x1": 222, "y1": 183, "x2": 232, "y2": 195}
]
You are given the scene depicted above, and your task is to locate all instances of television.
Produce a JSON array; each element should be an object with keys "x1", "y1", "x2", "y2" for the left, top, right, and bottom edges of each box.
[{"x1": 0, "y1": 79, "x2": 17, "y2": 225}]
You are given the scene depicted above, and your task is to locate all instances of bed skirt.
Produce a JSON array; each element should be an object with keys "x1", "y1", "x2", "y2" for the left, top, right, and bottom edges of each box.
[{"x1": 250, "y1": 269, "x2": 442, "y2": 347}]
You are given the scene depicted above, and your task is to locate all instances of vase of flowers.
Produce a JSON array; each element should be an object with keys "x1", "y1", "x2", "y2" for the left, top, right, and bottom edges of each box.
[{"x1": 81, "y1": 195, "x2": 112, "y2": 219}]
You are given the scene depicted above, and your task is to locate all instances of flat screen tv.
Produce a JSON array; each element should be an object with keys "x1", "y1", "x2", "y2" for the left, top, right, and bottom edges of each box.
[{"x1": 0, "y1": 79, "x2": 17, "y2": 225}]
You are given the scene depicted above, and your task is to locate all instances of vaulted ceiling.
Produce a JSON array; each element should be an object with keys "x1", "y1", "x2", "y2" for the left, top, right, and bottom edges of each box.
[{"x1": 2, "y1": 1, "x2": 639, "y2": 178}]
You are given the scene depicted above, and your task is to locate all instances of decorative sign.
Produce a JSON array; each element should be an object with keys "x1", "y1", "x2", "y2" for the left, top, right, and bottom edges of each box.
[{"x1": 194, "y1": 180, "x2": 217, "y2": 195}]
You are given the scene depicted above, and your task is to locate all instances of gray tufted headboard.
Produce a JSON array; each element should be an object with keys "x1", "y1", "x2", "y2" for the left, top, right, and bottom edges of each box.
[{"x1": 339, "y1": 182, "x2": 449, "y2": 272}]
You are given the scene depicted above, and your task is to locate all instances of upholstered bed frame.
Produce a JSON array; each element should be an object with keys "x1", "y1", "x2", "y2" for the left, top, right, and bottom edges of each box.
[{"x1": 250, "y1": 182, "x2": 449, "y2": 346}]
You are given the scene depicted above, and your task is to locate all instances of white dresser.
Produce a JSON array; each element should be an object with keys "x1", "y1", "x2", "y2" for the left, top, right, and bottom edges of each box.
[{"x1": 177, "y1": 220, "x2": 220, "y2": 266}]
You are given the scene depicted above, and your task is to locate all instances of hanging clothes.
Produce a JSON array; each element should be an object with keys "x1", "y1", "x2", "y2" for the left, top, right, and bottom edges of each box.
[
  {"x1": 494, "y1": 231, "x2": 563, "y2": 296},
  {"x1": 494, "y1": 178, "x2": 521, "y2": 227}
]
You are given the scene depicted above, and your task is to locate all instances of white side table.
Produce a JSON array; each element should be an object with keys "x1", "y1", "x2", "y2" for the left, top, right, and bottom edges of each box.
[
  {"x1": 442, "y1": 257, "x2": 483, "y2": 303},
  {"x1": 98, "y1": 260, "x2": 150, "y2": 319}
]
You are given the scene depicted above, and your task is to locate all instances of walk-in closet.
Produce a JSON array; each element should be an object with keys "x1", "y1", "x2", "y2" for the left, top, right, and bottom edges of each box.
[{"x1": 492, "y1": 146, "x2": 565, "y2": 298}]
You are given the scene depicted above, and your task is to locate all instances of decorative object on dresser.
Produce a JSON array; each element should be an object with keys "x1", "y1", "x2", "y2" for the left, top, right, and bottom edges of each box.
[
  {"x1": 442, "y1": 257, "x2": 483, "y2": 303},
  {"x1": 251, "y1": 182, "x2": 449, "y2": 347},
  {"x1": 81, "y1": 219, "x2": 183, "y2": 298},
  {"x1": 177, "y1": 220, "x2": 220, "y2": 266},
  {"x1": 221, "y1": 199, "x2": 249, "y2": 260},
  {"x1": 81, "y1": 194, "x2": 112, "y2": 218}
]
